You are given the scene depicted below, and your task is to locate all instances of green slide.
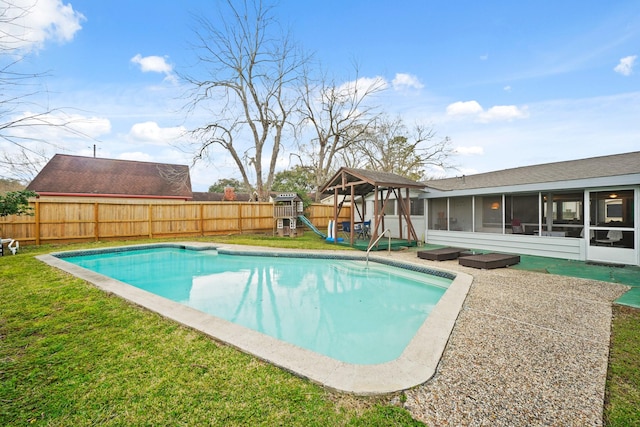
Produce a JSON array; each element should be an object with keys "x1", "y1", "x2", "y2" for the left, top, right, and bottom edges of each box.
[{"x1": 297, "y1": 215, "x2": 327, "y2": 239}]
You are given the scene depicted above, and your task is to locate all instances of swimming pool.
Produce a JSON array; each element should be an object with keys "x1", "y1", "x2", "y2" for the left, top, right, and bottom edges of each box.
[
  {"x1": 38, "y1": 243, "x2": 472, "y2": 394},
  {"x1": 59, "y1": 246, "x2": 450, "y2": 365}
]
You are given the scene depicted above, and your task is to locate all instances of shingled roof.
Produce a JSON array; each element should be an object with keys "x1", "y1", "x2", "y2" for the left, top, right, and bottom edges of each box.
[
  {"x1": 192, "y1": 191, "x2": 253, "y2": 202},
  {"x1": 426, "y1": 151, "x2": 640, "y2": 191},
  {"x1": 27, "y1": 154, "x2": 193, "y2": 200}
]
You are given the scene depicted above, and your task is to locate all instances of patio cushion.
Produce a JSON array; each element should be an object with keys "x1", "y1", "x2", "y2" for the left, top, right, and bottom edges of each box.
[
  {"x1": 417, "y1": 247, "x2": 466, "y2": 261},
  {"x1": 458, "y1": 253, "x2": 520, "y2": 269}
]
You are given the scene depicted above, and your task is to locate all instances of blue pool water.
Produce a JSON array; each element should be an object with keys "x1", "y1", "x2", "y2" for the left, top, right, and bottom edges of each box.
[{"x1": 63, "y1": 247, "x2": 451, "y2": 365}]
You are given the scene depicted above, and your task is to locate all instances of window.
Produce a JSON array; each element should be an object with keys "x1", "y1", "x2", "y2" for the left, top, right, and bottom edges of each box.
[
  {"x1": 378, "y1": 199, "x2": 396, "y2": 215},
  {"x1": 589, "y1": 190, "x2": 634, "y2": 249},
  {"x1": 428, "y1": 198, "x2": 447, "y2": 230},
  {"x1": 548, "y1": 193, "x2": 583, "y2": 222},
  {"x1": 449, "y1": 196, "x2": 472, "y2": 231},
  {"x1": 590, "y1": 190, "x2": 633, "y2": 226},
  {"x1": 410, "y1": 198, "x2": 424, "y2": 216},
  {"x1": 383, "y1": 199, "x2": 395, "y2": 216},
  {"x1": 474, "y1": 195, "x2": 502, "y2": 233},
  {"x1": 540, "y1": 192, "x2": 584, "y2": 237},
  {"x1": 505, "y1": 194, "x2": 538, "y2": 233}
]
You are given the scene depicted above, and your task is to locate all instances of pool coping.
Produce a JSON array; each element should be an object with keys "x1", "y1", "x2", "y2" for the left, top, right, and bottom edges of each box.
[{"x1": 37, "y1": 242, "x2": 472, "y2": 395}]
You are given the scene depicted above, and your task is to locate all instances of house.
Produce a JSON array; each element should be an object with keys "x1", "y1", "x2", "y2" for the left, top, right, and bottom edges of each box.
[
  {"x1": 192, "y1": 191, "x2": 254, "y2": 202},
  {"x1": 27, "y1": 154, "x2": 193, "y2": 201},
  {"x1": 370, "y1": 151, "x2": 639, "y2": 266}
]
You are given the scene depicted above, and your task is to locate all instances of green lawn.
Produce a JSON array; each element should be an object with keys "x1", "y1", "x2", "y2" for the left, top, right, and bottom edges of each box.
[
  {"x1": 1, "y1": 235, "x2": 638, "y2": 425},
  {"x1": 605, "y1": 305, "x2": 640, "y2": 426}
]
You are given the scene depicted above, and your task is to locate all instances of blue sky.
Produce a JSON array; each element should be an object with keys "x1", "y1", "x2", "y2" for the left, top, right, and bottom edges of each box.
[{"x1": 4, "y1": 0, "x2": 640, "y2": 190}]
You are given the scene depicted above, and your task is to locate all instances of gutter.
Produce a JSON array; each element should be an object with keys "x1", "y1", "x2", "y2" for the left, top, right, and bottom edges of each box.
[{"x1": 33, "y1": 192, "x2": 193, "y2": 201}]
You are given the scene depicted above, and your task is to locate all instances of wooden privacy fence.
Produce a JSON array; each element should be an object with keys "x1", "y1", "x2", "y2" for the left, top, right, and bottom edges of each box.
[{"x1": 0, "y1": 200, "x2": 350, "y2": 246}]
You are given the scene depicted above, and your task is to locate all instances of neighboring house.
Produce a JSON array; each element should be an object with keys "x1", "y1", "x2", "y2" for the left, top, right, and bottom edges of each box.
[
  {"x1": 373, "y1": 151, "x2": 640, "y2": 266},
  {"x1": 27, "y1": 154, "x2": 193, "y2": 201},
  {"x1": 192, "y1": 191, "x2": 254, "y2": 202}
]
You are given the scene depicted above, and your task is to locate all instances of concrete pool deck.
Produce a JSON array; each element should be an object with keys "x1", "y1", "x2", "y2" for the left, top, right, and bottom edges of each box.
[{"x1": 36, "y1": 242, "x2": 472, "y2": 395}]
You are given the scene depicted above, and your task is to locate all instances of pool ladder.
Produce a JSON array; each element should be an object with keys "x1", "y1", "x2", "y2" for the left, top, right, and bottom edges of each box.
[{"x1": 365, "y1": 229, "x2": 391, "y2": 268}]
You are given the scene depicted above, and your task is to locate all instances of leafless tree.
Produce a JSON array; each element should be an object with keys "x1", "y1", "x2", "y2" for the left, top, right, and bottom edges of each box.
[
  {"x1": 0, "y1": 146, "x2": 48, "y2": 182},
  {"x1": 298, "y1": 64, "x2": 385, "y2": 201},
  {"x1": 344, "y1": 115, "x2": 455, "y2": 181},
  {"x1": 156, "y1": 164, "x2": 192, "y2": 193},
  {"x1": 0, "y1": 0, "x2": 90, "y2": 182},
  {"x1": 181, "y1": 0, "x2": 307, "y2": 201}
]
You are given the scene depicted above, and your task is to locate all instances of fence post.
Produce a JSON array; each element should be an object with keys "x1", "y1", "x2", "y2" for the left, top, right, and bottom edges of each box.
[
  {"x1": 94, "y1": 203, "x2": 99, "y2": 241},
  {"x1": 35, "y1": 200, "x2": 41, "y2": 246},
  {"x1": 199, "y1": 203, "x2": 204, "y2": 237},
  {"x1": 238, "y1": 203, "x2": 243, "y2": 233},
  {"x1": 148, "y1": 204, "x2": 153, "y2": 238}
]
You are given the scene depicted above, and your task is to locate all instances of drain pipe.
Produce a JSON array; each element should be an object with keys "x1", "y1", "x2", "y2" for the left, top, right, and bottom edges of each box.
[{"x1": 366, "y1": 229, "x2": 391, "y2": 268}]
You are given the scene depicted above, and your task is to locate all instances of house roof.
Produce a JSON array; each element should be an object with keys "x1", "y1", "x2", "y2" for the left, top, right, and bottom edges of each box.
[
  {"x1": 27, "y1": 154, "x2": 193, "y2": 199},
  {"x1": 192, "y1": 191, "x2": 253, "y2": 202},
  {"x1": 320, "y1": 167, "x2": 425, "y2": 195},
  {"x1": 426, "y1": 151, "x2": 640, "y2": 192}
]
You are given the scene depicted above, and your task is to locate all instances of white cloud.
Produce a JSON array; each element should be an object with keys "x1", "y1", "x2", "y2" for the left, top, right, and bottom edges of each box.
[
  {"x1": 614, "y1": 55, "x2": 637, "y2": 76},
  {"x1": 337, "y1": 76, "x2": 388, "y2": 96},
  {"x1": 455, "y1": 146, "x2": 484, "y2": 156},
  {"x1": 2, "y1": 0, "x2": 85, "y2": 52},
  {"x1": 446, "y1": 100, "x2": 528, "y2": 123},
  {"x1": 392, "y1": 73, "x2": 424, "y2": 91},
  {"x1": 128, "y1": 121, "x2": 186, "y2": 145},
  {"x1": 7, "y1": 111, "x2": 110, "y2": 141},
  {"x1": 118, "y1": 152, "x2": 154, "y2": 162},
  {"x1": 66, "y1": 115, "x2": 112, "y2": 138},
  {"x1": 446, "y1": 100, "x2": 483, "y2": 116},
  {"x1": 131, "y1": 54, "x2": 173, "y2": 74},
  {"x1": 480, "y1": 54, "x2": 488, "y2": 61},
  {"x1": 130, "y1": 54, "x2": 177, "y2": 83},
  {"x1": 479, "y1": 105, "x2": 529, "y2": 123}
]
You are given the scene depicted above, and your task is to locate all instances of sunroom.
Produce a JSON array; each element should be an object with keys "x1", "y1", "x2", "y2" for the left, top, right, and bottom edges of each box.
[{"x1": 419, "y1": 152, "x2": 640, "y2": 266}]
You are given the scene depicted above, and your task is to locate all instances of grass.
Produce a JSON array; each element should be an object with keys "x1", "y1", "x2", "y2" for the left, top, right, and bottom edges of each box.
[
  {"x1": 1, "y1": 233, "x2": 638, "y2": 425},
  {"x1": 605, "y1": 305, "x2": 640, "y2": 426},
  {"x1": 201, "y1": 232, "x2": 352, "y2": 250}
]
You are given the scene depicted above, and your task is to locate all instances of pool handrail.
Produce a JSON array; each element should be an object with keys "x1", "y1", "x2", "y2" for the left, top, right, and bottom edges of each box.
[{"x1": 366, "y1": 229, "x2": 391, "y2": 268}]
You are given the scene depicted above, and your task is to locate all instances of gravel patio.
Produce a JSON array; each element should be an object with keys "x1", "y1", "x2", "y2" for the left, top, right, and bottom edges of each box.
[{"x1": 381, "y1": 250, "x2": 629, "y2": 426}]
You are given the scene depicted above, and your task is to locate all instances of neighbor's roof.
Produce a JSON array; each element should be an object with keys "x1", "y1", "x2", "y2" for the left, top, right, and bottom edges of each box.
[
  {"x1": 192, "y1": 191, "x2": 253, "y2": 202},
  {"x1": 27, "y1": 154, "x2": 193, "y2": 199},
  {"x1": 320, "y1": 167, "x2": 426, "y2": 195},
  {"x1": 426, "y1": 151, "x2": 640, "y2": 191}
]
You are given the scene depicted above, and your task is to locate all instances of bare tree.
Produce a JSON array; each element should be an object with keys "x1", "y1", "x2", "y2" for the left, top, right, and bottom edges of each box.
[
  {"x1": 181, "y1": 0, "x2": 307, "y2": 201},
  {"x1": 345, "y1": 115, "x2": 455, "y2": 181},
  {"x1": 0, "y1": 0, "x2": 89, "y2": 182},
  {"x1": 298, "y1": 65, "x2": 385, "y2": 201},
  {"x1": 0, "y1": 146, "x2": 48, "y2": 182}
]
